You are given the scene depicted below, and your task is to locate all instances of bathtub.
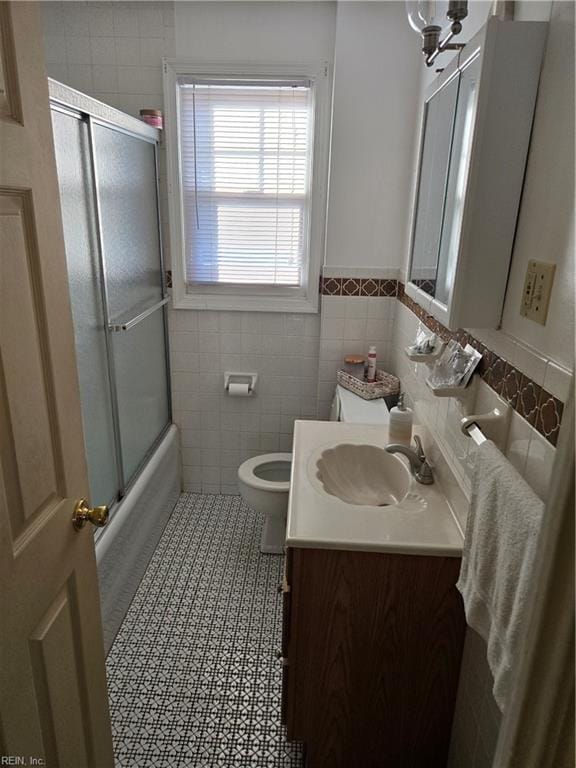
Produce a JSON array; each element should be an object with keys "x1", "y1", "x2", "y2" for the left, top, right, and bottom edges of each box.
[{"x1": 96, "y1": 425, "x2": 181, "y2": 653}]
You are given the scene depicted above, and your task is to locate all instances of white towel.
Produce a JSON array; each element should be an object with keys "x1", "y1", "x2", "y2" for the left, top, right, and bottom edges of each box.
[{"x1": 456, "y1": 440, "x2": 544, "y2": 711}]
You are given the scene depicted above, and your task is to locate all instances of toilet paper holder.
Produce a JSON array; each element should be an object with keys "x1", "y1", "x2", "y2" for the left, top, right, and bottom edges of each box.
[{"x1": 224, "y1": 371, "x2": 258, "y2": 395}]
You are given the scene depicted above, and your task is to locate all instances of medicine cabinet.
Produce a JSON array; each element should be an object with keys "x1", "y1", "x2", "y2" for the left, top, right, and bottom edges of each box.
[{"x1": 406, "y1": 18, "x2": 547, "y2": 330}]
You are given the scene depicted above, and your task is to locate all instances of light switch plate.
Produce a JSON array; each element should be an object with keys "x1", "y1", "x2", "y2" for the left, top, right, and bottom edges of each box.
[{"x1": 520, "y1": 259, "x2": 556, "y2": 325}]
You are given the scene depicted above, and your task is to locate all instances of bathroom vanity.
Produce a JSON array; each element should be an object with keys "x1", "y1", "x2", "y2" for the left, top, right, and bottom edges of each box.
[{"x1": 282, "y1": 420, "x2": 466, "y2": 767}]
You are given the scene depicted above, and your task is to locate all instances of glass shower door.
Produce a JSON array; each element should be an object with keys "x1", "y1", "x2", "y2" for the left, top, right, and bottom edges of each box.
[
  {"x1": 51, "y1": 108, "x2": 120, "y2": 507},
  {"x1": 92, "y1": 122, "x2": 170, "y2": 484}
]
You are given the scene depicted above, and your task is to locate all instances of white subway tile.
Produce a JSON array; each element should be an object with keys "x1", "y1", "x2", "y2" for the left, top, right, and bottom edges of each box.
[
  {"x1": 240, "y1": 335, "x2": 262, "y2": 355},
  {"x1": 543, "y1": 361, "x2": 573, "y2": 402},
  {"x1": 261, "y1": 414, "x2": 280, "y2": 433},
  {"x1": 512, "y1": 343, "x2": 547, "y2": 385},
  {"x1": 241, "y1": 414, "x2": 261, "y2": 433},
  {"x1": 138, "y1": 5, "x2": 164, "y2": 37},
  {"x1": 241, "y1": 313, "x2": 262, "y2": 334},
  {"x1": 285, "y1": 315, "x2": 306, "y2": 337},
  {"x1": 344, "y1": 318, "x2": 366, "y2": 340},
  {"x1": 281, "y1": 397, "x2": 301, "y2": 416},
  {"x1": 194, "y1": 311, "x2": 217, "y2": 333},
  {"x1": 64, "y1": 5, "x2": 91, "y2": 36},
  {"x1": 113, "y1": 5, "x2": 140, "y2": 37},
  {"x1": 280, "y1": 415, "x2": 296, "y2": 434},
  {"x1": 524, "y1": 430, "x2": 556, "y2": 500},
  {"x1": 115, "y1": 37, "x2": 140, "y2": 66},
  {"x1": 321, "y1": 296, "x2": 346, "y2": 318},
  {"x1": 504, "y1": 411, "x2": 531, "y2": 476},
  {"x1": 46, "y1": 63, "x2": 69, "y2": 83},
  {"x1": 321, "y1": 318, "x2": 345, "y2": 340},
  {"x1": 65, "y1": 65, "x2": 94, "y2": 94},
  {"x1": 42, "y1": 2, "x2": 65, "y2": 37},
  {"x1": 197, "y1": 353, "x2": 220, "y2": 372},
  {"x1": 92, "y1": 66, "x2": 118, "y2": 94},
  {"x1": 366, "y1": 297, "x2": 386, "y2": 319},
  {"x1": 90, "y1": 37, "x2": 117, "y2": 66},
  {"x1": 44, "y1": 36, "x2": 67, "y2": 65},
  {"x1": 260, "y1": 433, "x2": 280, "y2": 451},
  {"x1": 88, "y1": 5, "x2": 115, "y2": 37},
  {"x1": 279, "y1": 434, "x2": 294, "y2": 451},
  {"x1": 173, "y1": 411, "x2": 202, "y2": 430},
  {"x1": 65, "y1": 36, "x2": 91, "y2": 65},
  {"x1": 341, "y1": 339, "x2": 366, "y2": 357},
  {"x1": 345, "y1": 296, "x2": 369, "y2": 319}
]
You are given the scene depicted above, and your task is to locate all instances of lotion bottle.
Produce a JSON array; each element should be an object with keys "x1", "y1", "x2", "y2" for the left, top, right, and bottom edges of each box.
[
  {"x1": 388, "y1": 393, "x2": 413, "y2": 445},
  {"x1": 366, "y1": 345, "x2": 377, "y2": 382}
]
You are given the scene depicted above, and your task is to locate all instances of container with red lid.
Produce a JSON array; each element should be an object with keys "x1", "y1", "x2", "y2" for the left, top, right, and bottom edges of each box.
[{"x1": 139, "y1": 109, "x2": 163, "y2": 129}]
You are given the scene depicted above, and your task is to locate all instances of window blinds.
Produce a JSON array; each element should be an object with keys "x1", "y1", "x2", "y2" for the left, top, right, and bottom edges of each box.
[{"x1": 178, "y1": 79, "x2": 313, "y2": 288}]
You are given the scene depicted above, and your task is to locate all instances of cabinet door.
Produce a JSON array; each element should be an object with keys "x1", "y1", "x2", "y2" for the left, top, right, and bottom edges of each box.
[
  {"x1": 435, "y1": 54, "x2": 482, "y2": 308},
  {"x1": 409, "y1": 75, "x2": 459, "y2": 298}
]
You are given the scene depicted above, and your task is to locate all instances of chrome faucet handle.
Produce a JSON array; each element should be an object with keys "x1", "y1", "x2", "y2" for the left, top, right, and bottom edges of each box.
[{"x1": 413, "y1": 434, "x2": 425, "y2": 461}]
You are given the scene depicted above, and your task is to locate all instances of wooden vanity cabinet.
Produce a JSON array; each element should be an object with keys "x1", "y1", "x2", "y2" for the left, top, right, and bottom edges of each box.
[{"x1": 281, "y1": 546, "x2": 466, "y2": 768}]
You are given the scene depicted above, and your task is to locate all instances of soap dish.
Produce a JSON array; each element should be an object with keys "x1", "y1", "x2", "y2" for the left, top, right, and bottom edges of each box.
[
  {"x1": 404, "y1": 342, "x2": 445, "y2": 364},
  {"x1": 425, "y1": 375, "x2": 479, "y2": 415}
]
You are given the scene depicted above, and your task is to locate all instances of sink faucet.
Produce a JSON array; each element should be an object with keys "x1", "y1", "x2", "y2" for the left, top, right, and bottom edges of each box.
[{"x1": 385, "y1": 435, "x2": 434, "y2": 485}]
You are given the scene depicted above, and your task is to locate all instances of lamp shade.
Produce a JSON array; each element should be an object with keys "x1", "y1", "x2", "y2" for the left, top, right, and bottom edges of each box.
[{"x1": 405, "y1": 0, "x2": 443, "y2": 33}]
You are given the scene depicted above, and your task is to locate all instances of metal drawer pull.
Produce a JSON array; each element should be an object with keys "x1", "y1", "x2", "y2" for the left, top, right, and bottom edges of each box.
[{"x1": 109, "y1": 297, "x2": 168, "y2": 332}]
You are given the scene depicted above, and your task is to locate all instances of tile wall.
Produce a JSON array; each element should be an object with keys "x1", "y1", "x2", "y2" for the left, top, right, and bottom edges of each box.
[
  {"x1": 390, "y1": 287, "x2": 571, "y2": 503},
  {"x1": 317, "y1": 267, "x2": 398, "y2": 420},
  {"x1": 42, "y1": 1, "x2": 174, "y2": 116},
  {"x1": 41, "y1": 1, "x2": 175, "y2": 265},
  {"x1": 169, "y1": 309, "x2": 320, "y2": 494}
]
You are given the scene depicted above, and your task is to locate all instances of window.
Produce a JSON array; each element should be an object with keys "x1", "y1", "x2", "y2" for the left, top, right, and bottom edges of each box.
[{"x1": 164, "y1": 62, "x2": 330, "y2": 312}]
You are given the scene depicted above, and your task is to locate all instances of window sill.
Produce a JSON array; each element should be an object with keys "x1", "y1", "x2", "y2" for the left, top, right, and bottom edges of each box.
[{"x1": 171, "y1": 289, "x2": 319, "y2": 314}]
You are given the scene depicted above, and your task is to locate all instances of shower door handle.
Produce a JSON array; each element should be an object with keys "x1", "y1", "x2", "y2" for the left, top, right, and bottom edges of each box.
[
  {"x1": 72, "y1": 498, "x2": 109, "y2": 531},
  {"x1": 108, "y1": 297, "x2": 169, "y2": 332}
]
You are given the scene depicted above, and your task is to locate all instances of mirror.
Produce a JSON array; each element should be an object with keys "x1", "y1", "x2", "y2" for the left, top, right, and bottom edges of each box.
[
  {"x1": 434, "y1": 55, "x2": 481, "y2": 306},
  {"x1": 409, "y1": 74, "x2": 459, "y2": 299}
]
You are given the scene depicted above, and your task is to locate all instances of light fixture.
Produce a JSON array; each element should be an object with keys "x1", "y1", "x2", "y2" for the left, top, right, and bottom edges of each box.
[{"x1": 406, "y1": 1, "x2": 468, "y2": 67}]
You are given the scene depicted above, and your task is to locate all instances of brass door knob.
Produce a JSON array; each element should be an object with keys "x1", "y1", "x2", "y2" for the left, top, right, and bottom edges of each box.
[{"x1": 72, "y1": 498, "x2": 109, "y2": 531}]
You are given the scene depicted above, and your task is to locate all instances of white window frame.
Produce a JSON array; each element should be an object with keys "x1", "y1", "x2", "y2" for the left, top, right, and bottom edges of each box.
[{"x1": 163, "y1": 59, "x2": 331, "y2": 313}]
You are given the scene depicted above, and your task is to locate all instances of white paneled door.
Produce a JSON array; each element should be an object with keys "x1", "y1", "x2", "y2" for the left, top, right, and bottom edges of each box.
[{"x1": 0, "y1": 3, "x2": 114, "y2": 766}]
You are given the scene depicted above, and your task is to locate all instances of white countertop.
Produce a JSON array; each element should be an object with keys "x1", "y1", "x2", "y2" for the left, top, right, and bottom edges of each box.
[{"x1": 286, "y1": 420, "x2": 464, "y2": 557}]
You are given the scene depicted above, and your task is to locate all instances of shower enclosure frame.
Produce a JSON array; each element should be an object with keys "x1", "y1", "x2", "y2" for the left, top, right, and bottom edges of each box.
[{"x1": 49, "y1": 80, "x2": 172, "y2": 517}]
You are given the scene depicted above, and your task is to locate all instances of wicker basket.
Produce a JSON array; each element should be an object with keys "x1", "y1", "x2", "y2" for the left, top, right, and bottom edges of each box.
[{"x1": 337, "y1": 368, "x2": 400, "y2": 401}]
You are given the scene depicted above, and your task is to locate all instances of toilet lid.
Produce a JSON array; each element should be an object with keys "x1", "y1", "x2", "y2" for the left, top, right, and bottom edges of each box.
[{"x1": 238, "y1": 453, "x2": 292, "y2": 492}]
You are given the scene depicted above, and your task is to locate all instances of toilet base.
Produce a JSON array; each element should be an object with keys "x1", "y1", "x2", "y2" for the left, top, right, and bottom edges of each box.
[{"x1": 260, "y1": 511, "x2": 287, "y2": 555}]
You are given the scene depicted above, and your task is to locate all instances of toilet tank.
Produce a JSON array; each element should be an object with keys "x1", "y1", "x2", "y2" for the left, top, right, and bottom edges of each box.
[{"x1": 331, "y1": 385, "x2": 391, "y2": 425}]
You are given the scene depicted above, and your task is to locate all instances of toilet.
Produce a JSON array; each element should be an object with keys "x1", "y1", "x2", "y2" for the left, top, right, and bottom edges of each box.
[{"x1": 238, "y1": 452, "x2": 292, "y2": 554}]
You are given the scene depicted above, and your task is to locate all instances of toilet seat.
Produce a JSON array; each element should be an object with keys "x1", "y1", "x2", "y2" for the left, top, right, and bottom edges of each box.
[{"x1": 238, "y1": 453, "x2": 292, "y2": 493}]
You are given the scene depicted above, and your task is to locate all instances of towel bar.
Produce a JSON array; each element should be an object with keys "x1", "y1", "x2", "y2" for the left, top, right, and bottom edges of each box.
[{"x1": 461, "y1": 405, "x2": 511, "y2": 448}]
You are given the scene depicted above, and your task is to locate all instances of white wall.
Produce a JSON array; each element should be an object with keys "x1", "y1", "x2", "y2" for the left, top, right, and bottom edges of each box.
[
  {"x1": 324, "y1": 1, "x2": 421, "y2": 269},
  {"x1": 500, "y1": 0, "x2": 574, "y2": 369},
  {"x1": 174, "y1": 1, "x2": 336, "y2": 62}
]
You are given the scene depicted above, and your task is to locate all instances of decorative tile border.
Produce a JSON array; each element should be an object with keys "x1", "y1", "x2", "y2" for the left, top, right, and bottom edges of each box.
[
  {"x1": 320, "y1": 275, "x2": 565, "y2": 446},
  {"x1": 319, "y1": 276, "x2": 398, "y2": 297}
]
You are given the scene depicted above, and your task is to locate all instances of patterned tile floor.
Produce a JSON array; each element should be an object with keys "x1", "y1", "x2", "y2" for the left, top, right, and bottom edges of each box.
[{"x1": 106, "y1": 494, "x2": 304, "y2": 768}]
